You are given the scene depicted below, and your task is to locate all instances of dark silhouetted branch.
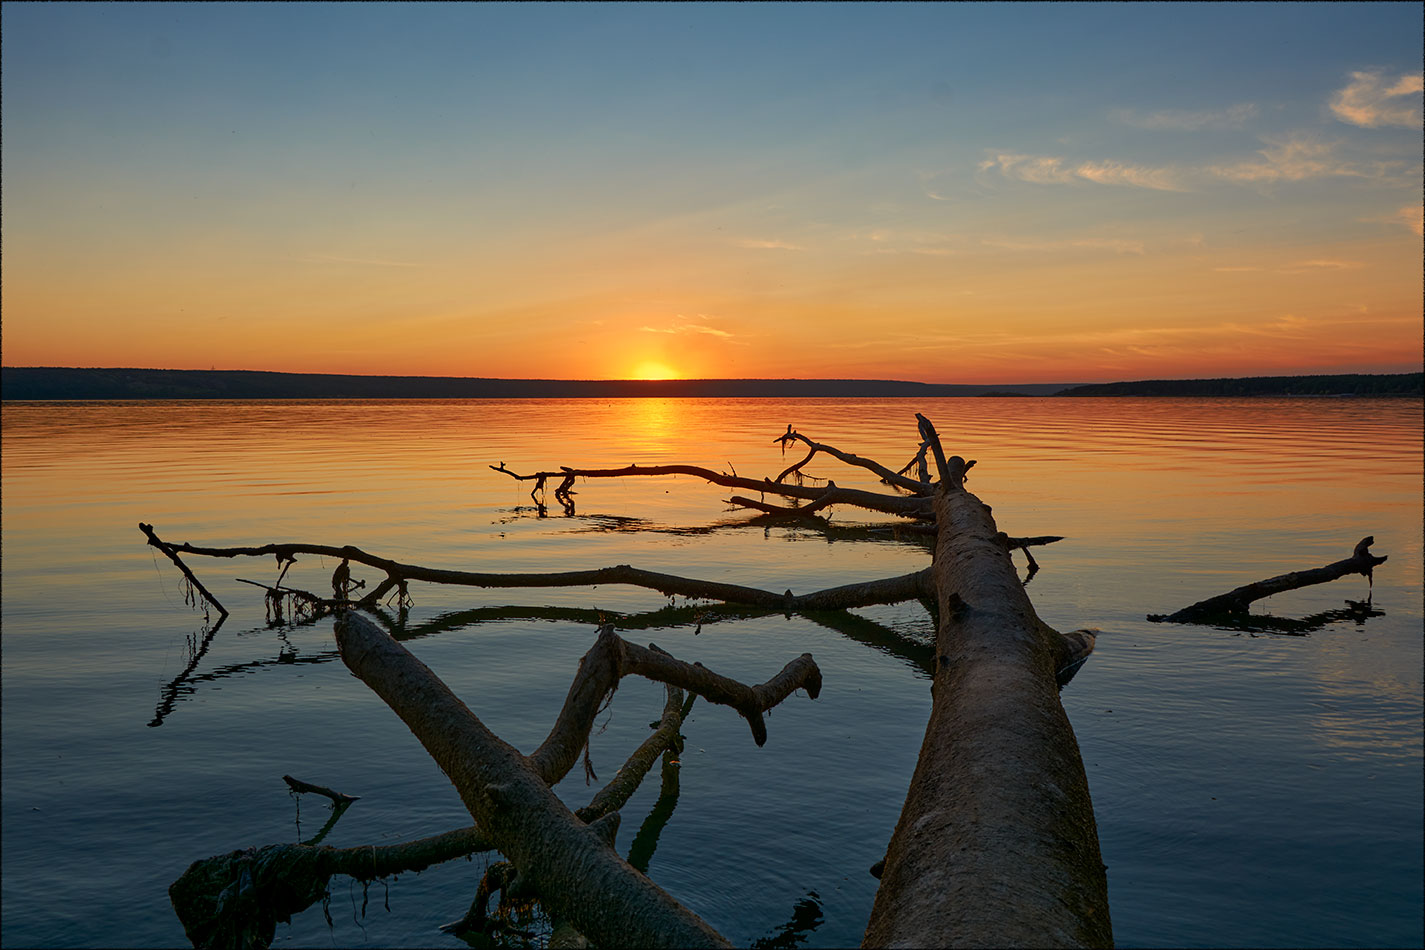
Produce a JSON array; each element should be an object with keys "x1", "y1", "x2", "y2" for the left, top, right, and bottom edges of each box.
[
  {"x1": 140, "y1": 522, "x2": 229, "y2": 617},
  {"x1": 1149, "y1": 537, "x2": 1388, "y2": 624},
  {"x1": 491, "y1": 460, "x2": 931, "y2": 518},
  {"x1": 774, "y1": 425, "x2": 931, "y2": 494},
  {"x1": 282, "y1": 775, "x2": 359, "y2": 804}
]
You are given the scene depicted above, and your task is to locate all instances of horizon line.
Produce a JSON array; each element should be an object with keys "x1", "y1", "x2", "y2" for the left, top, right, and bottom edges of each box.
[{"x1": 4, "y1": 365, "x2": 1421, "y2": 387}]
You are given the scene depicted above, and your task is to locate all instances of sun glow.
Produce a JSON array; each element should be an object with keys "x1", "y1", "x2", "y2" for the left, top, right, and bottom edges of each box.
[{"x1": 629, "y1": 361, "x2": 681, "y2": 380}]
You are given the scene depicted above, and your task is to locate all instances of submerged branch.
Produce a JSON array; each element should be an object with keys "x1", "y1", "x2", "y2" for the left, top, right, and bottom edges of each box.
[
  {"x1": 491, "y1": 461, "x2": 930, "y2": 518},
  {"x1": 138, "y1": 523, "x2": 935, "y2": 613},
  {"x1": 1150, "y1": 537, "x2": 1388, "y2": 624},
  {"x1": 169, "y1": 825, "x2": 495, "y2": 949}
]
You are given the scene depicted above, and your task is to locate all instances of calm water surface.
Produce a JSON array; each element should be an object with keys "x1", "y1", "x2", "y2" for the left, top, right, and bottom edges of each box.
[{"x1": 2, "y1": 397, "x2": 1421, "y2": 948}]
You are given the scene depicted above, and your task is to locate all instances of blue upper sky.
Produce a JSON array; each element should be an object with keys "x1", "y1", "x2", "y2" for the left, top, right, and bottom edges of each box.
[{"x1": 4, "y1": 2, "x2": 1421, "y2": 381}]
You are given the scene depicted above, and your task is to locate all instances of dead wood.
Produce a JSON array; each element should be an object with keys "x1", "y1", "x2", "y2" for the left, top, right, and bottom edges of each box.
[
  {"x1": 773, "y1": 425, "x2": 932, "y2": 494},
  {"x1": 169, "y1": 825, "x2": 494, "y2": 950},
  {"x1": 491, "y1": 460, "x2": 933, "y2": 518},
  {"x1": 863, "y1": 445, "x2": 1111, "y2": 947},
  {"x1": 575, "y1": 685, "x2": 695, "y2": 823},
  {"x1": 1149, "y1": 537, "x2": 1388, "y2": 624},
  {"x1": 527, "y1": 624, "x2": 816, "y2": 783},
  {"x1": 335, "y1": 608, "x2": 820, "y2": 947},
  {"x1": 282, "y1": 775, "x2": 359, "y2": 804},
  {"x1": 141, "y1": 522, "x2": 229, "y2": 617},
  {"x1": 172, "y1": 678, "x2": 704, "y2": 949},
  {"x1": 151, "y1": 415, "x2": 1102, "y2": 948},
  {"x1": 138, "y1": 523, "x2": 937, "y2": 613}
]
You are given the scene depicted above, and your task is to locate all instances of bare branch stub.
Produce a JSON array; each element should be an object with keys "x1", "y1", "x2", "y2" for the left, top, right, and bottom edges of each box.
[{"x1": 283, "y1": 774, "x2": 359, "y2": 804}]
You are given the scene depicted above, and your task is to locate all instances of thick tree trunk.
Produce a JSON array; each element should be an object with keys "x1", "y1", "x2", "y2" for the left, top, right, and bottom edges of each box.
[
  {"x1": 863, "y1": 472, "x2": 1111, "y2": 948},
  {"x1": 334, "y1": 612, "x2": 732, "y2": 948}
]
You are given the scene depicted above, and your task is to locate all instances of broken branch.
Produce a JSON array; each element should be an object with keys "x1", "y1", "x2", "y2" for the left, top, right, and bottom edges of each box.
[
  {"x1": 282, "y1": 775, "x2": 359, "y2": 804},
  {"x1": 140, "y1": 522, "x2": 229, "y2": 617},
  {"x1": 334, "y1": 608, "x2": 823, "y2": 947},
  {"x1": 1150, "y1": 537, "x2": 1388, "y2": 624},
  {"x1": 773, "y1": 427, "x2": 931, "y2": 494},
  {"x1": 491, "y1": 461, "x2": 930, "y2": 518}
]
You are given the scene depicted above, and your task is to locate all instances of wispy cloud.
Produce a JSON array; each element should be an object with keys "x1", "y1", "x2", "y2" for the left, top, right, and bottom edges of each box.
[
  {"x1": 981, "y1": 153, "x2": 1186, "y2": 191},
  {"x1": 979, "y1": 153, "x2": 1076, "y2": 185},
  {"x1": 1074, "y1": 160, "x2": 1186, "y2": 191},
  {"x1": 851, "y1": 227, "x2": 959, "y2": 256},
  {"x1": 1214, "y1": 260, "x2": 1367, "y2": 274},
  {"x1": 1279, "y1": 259, "x2": 1365, "y2": 273},
  {"x1": 733, "y1": 238, "x2": 804, "y2": 250},
  {"x1": 981, "y1": 236, "x2": 1146, "y2": 255},
  {"x1": 1111, "y1": 103, "x2": 1257, "y2": 130},
  {"x1": 640, "y1": 318, "x2": 745, "y2": 343},
  {"x1": 1398, "y1": 203, "x2": 1424, "y2": 237},
  {"x1": 1203, "y1": 136, "x2": 1403, "y2": 183},
  {"x1": 1329, "y1": 71, "x2": 1424, "y2": 128}
]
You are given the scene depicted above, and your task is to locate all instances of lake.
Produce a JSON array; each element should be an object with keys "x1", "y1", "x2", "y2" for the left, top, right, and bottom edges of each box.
[{"x1": 2, "y1": 396, "x2": 1421, "y2": 948}]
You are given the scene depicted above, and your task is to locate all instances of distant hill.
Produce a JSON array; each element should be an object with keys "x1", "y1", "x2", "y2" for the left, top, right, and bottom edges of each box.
[
  {"x1": 1058, "y1": 373, "x2": 1422, "y2": 397},
  {"x1": 0, "y1": 367, "x2": 1077, "y2": 400},
  {"x1": 5, "y1": 367, "x2": 1418, "y2": 401}
]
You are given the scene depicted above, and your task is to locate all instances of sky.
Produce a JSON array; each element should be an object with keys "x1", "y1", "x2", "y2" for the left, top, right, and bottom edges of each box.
[{"x1": 3, "y1": 2, "x2": 1421, "y2": 384}]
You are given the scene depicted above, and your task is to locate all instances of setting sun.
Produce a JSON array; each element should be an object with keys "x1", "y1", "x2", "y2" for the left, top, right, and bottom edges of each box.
[{"x1": 629, "y1": 362, "x2": 680, "y2": 381}]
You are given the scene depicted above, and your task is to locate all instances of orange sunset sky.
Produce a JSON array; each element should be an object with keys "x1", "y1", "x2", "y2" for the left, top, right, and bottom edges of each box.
[{"x1": 3, "y1": 3, "x2": 1422, "y2": 384}]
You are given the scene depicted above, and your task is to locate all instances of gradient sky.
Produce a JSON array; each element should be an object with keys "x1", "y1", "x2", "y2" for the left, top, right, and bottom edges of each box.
[{"x1": 3, "y1": 2, "x2": 1421, "y2": 383}]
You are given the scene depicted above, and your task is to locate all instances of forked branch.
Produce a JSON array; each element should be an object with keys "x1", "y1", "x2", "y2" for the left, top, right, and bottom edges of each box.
[
  {"x1": 334, "y1": 609, "x2": 819, "y2": 947},
  {"x1": 773, "y1": 425, "x2": 931, "y2": 494}
]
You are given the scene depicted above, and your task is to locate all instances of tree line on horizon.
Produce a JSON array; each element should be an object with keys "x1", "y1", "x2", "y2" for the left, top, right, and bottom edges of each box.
[{"x1": 0, "y1": 366, "x2": 1420, "y2": 400}]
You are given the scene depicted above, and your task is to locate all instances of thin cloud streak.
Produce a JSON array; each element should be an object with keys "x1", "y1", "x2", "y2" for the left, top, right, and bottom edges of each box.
[
  {"x1": 640, "y1": 319, "x2": 746, "y2": 344},
  {"x1": 733, "y1": 238, "x2": 804, "y2": 250},
  {"x1": 1205, "y1": 136, "x2": 1387, "y2": 183},
  {"x1": 980, "y1": 153, "x2": 1187, "y2": 191},
  {"x1": 981, "y1": 236, "x2": 1146, "y2": 255}
]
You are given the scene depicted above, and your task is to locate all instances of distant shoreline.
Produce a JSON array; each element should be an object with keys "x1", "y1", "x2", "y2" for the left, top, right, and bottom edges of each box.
[{"x1": 1, "y1": 367, "x2": 1420, "y2": 400}]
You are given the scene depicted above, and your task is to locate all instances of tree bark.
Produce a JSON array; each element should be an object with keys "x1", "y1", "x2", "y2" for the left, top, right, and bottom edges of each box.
[
  {"x1": 863, "y1": 465, "x2": 1111, "y2": 948},
  {"x1": 334, "y1": 611, "x2": 821, "y2": 947},
  {"x1": 335, "y1": 611, "x2": 731, "y2": 947}
]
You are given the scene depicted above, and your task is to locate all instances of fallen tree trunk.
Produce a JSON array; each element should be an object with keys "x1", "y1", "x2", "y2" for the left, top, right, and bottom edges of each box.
[
  {"x1": 149, "y1": 414, "x2": 1103, "y2": 946},
  {"x1": 1149, "y1": 537, "x2": 1387, "y2": 624},
  {"x1": 863, "y1": 447, "x2": 1112, "y2": 948}
]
